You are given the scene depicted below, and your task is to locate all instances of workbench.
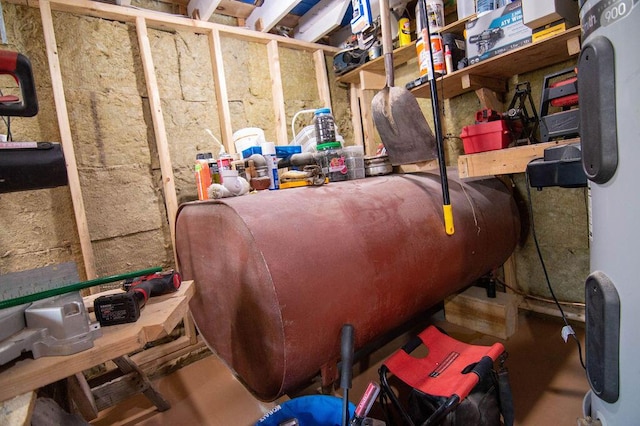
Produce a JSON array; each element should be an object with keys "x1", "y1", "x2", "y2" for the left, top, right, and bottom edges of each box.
[{"x1": 0, "y1": 280, "x2": 195, "y2": 422}]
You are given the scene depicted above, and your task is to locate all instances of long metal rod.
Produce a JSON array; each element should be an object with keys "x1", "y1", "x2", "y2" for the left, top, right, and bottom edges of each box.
[
  {"x1": 418, "y1": 0, "x2": 454, "y2": 235},
  {"x1": 0, "y1": 267, "x2": 162, "y2": 310}
]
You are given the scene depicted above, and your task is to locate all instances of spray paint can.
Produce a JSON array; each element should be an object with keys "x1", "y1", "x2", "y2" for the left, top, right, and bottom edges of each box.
[
  {"x1": 262, "y1": 142, "x2": 279, "y2": 190},
  {"x1": 398, "y1": 17, "x2": 412, "y2": 47}
]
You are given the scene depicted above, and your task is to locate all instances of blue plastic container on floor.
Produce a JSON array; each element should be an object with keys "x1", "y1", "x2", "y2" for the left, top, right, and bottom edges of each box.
[{"x1": 255, "y1": 395, "x2": 355, "y2": 426}]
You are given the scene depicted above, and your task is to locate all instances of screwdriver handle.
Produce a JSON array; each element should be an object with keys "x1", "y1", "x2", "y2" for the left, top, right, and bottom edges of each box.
[{"x1": 128, "y1": 270, "x2": 181, "y2": 304}]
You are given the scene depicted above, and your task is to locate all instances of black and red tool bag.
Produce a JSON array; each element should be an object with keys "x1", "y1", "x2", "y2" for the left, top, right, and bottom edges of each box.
[{"x1": 379, "y1": 325, "x2": 514, "y2": 426}]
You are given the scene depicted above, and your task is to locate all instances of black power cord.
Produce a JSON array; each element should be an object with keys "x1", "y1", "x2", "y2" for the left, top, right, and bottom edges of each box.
[{"x1": 524, "y1": 170, "x2": 586, "y2": 370}]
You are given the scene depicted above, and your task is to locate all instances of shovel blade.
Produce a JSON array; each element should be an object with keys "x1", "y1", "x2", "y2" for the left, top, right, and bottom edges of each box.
[{"x1": 372, "y1": 86, "x2": 437, "y2": 166}]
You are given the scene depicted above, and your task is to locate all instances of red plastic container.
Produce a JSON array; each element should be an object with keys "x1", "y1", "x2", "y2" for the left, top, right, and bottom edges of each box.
[{"x1": 460, "y1": 120, "x2": 511, "y2": 154}]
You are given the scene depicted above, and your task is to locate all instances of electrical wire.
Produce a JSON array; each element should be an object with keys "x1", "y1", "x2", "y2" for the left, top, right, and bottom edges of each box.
[{"x1": 525, "y1": 170, "x2": 586, "y2": 370}]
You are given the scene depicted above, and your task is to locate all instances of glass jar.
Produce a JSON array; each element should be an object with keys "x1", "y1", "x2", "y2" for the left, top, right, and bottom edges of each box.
[
  {"x1": 317, "y1": 142, "x2": 348, "y2": 182},
  {"x1": 314, "y1": 108, "x2": 336, "y2": 145}
]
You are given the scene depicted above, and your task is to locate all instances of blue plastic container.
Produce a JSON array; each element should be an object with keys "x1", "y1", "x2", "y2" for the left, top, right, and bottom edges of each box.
[{"x1": 255, "y1": 395, "x2": 355, "y2": 426}]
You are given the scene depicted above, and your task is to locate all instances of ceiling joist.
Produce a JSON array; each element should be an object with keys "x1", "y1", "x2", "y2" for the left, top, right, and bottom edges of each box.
[
  {"x1": 187, "y1": 0, "x2": 222, "y2": 20},
  {"x1": 292, "y1": 0, "x2": 350, "y2": 43},
  {"x1": 245, "y1": 0, "x2": 299, "y2": 32}
]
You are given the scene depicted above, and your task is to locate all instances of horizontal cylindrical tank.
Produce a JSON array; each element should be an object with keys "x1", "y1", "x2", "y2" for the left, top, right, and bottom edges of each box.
[{"x1": 175, "y1": 171, "x2": 520, "y2": 401}]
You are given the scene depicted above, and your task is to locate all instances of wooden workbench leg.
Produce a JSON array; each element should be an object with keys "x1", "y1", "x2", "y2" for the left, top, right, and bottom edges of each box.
[
  {"x1": 66, "y1": 373, "x2": 98, "y2": 421},
  {"x1": 112, "y1": 355, "x2": 170, "y2": 412}
]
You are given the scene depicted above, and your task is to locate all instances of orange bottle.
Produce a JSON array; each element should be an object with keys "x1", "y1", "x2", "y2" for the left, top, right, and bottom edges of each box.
[{"x1": 195, "y1": 161, "x2": 212, "y2": 200}]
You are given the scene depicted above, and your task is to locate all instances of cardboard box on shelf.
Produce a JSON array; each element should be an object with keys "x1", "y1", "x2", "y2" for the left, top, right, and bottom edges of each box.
[{"x1": 465, "y1": 1, "x2": 532, "y2": 65}]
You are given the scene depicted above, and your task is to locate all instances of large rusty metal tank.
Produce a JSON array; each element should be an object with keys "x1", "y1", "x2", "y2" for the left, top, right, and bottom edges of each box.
[{"x1": 175, "y1": 171, "x2": 520, "y2": 401}]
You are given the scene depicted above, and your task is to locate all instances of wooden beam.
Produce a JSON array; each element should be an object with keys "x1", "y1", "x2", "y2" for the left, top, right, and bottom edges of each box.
[
  {"x1": 359, "y1": 69, "x2": 386, "y2": 91},
  {"x1": 208, "y1": 29, "x2": 234, "y2": 153},
  {"x1": 292, "y1": 0, "x2": 351, "y2": 43},
  {"x1": 245, "y1": 0, "x2": 298, "y2": 33},
  {"x1": 186, "y1": 0, "x2": 221, "y2": 21},
  {"x1": 22, "y1": 0, "x2": 339, "y2": 54},
  {"x1": 457, "y1": 138, "x2": 578, "y2": 178},
  {"x1": 135, "y1": 16, "x2": 179, "y2": 256},
  {"x1": 350, "y1": 84, "x2": 364, "y2": 147},
  {"x1": 267, "y1": 40, "x2": 288, "y2": 146},
  {"x1": 474, "y1": 87, "x2": 503, "y2": 111},
  {"x1": 313, "y1": 49, "x2": 332, "y2": 109},
  {"x1": 39, "y1": 0, "x2": 97, "y2": 282}
]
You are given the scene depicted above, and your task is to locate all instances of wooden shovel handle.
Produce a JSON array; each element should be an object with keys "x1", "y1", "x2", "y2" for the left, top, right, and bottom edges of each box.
[{"x1": 379, "y1": 0, "x2": 394, "y2": 88}]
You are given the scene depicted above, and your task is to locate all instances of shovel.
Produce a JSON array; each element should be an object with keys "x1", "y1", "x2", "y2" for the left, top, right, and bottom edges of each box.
[{"x1": 371, "y1": 0, "x2": 437, "y2": 166}]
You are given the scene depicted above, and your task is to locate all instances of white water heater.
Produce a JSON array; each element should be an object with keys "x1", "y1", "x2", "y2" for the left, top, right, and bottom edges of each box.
[{"x1": 579, "y1": 1, "x2": 640, "y2": 424}]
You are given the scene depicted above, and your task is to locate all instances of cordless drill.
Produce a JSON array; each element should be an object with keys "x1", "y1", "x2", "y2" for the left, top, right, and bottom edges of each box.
[{"x1": 94, "y1": 270, "x2": 181, "y2": 326}]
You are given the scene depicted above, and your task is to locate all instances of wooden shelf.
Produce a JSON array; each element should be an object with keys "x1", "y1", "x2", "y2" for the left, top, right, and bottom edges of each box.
[
  {"x1": 457, "y1": 138, "x2": 580, "y2": 178},
  {"x1": 336, "y1": 15, "x2": 475, "y2": 85},
  {"x1": 412, "y1": 26, "x2": 581, "y2": 100}
]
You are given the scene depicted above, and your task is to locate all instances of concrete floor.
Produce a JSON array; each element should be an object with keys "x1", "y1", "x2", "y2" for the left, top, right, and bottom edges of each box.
[{"x1": 92, "y1": 310, "x2": 589, "y2": 425}]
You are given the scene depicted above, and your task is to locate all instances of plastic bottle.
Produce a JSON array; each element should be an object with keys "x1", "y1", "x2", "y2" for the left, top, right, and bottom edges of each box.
[
  {"x1": 422, "y1": 0, "x2": 445, "y2": 33},
  {"x1": 314, "y1": 108, "x2": 336, "y2": 145},
  {"x1": 444, "y1": 45, "x2": 454, "y2": 74},
  {"x1": 476, "y1": 0, "x2": 495, "y2": 15},
  {"x1": 456, "y1": 0, "x2": 475, "y2": 19},
  {"x1": 262, "y1": 142, "x2": 280, "y2": 190}
]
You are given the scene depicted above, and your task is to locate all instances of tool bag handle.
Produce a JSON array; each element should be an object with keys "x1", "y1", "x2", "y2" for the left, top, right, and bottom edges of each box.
[{"x1": 0, "y1": 51, "x2": 38, "y2": 117}]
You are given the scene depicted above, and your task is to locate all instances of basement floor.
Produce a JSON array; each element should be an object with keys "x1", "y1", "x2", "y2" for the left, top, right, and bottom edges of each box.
[{"x1": 92, "y1": 310, "x2": 589, "y2": 426}]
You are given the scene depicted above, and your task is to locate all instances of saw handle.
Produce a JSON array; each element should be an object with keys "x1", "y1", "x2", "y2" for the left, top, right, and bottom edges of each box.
[{"x1": 0, "y1": 51, "x2": 38, "y2": 117}]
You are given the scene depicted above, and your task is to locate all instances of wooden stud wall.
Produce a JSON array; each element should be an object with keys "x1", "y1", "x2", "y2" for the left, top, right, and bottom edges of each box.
[
  {"x1": 32, "y1": 0, "x2": 339, "y2": 358},
  {"x1": 34, "y1": 0, "x2": 338, "y2": 281}
]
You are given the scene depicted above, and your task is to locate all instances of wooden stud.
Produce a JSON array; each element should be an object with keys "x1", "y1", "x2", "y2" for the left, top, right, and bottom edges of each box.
[
  {"x1": 359, "y1": 88, "x2": 377, "y2": 155},
  {"x1": 267, "y1": 40, "x2": 288, "y2": 146},
  {"x1": 135, "y1": 17, "x2": 179, "y2": 257},
  {"x1": 209, "y1": 29, "x2": 234, "y2": 153},
  {"x1": 349, "y1": 84, "x2": 364, "y2": 148},
  {"x1": 39, "y1": 0, "x2": 97, "y2": 283},
  {"x1": 313, "y1": 49, "x2": 331, "y2": 109}
]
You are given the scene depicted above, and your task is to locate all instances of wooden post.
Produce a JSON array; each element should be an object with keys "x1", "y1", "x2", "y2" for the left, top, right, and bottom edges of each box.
[
  {"x1": 313, "y1": 49, "x2": 332, "y2": 109},
  {"x1": 40, "y1": 0, "x2": 97, "y2": 282},
  {"x1": 267, "y1": 40, "x2": 288, "y2": 146},
  {"x1": 208, "y1": 28, "x2": 234, "y2": 154},
  {"x1": 135, "y1": 16, "x2": 179, "y2": 256}
]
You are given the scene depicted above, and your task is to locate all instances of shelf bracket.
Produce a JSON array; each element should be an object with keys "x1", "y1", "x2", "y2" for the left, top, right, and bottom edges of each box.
[{"x1": 461, "y1": 73, "x2": 507, "y2": 94}]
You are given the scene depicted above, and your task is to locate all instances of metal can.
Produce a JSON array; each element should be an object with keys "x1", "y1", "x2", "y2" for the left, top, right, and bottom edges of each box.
[{"x1": 398, "y1": 17, "x2": 412, "y2": 47}]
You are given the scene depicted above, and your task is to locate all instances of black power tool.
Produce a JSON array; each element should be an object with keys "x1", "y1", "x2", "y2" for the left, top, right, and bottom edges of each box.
[{"x1": 94, "y1": 270, "x2": 181, "y2": 326}]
